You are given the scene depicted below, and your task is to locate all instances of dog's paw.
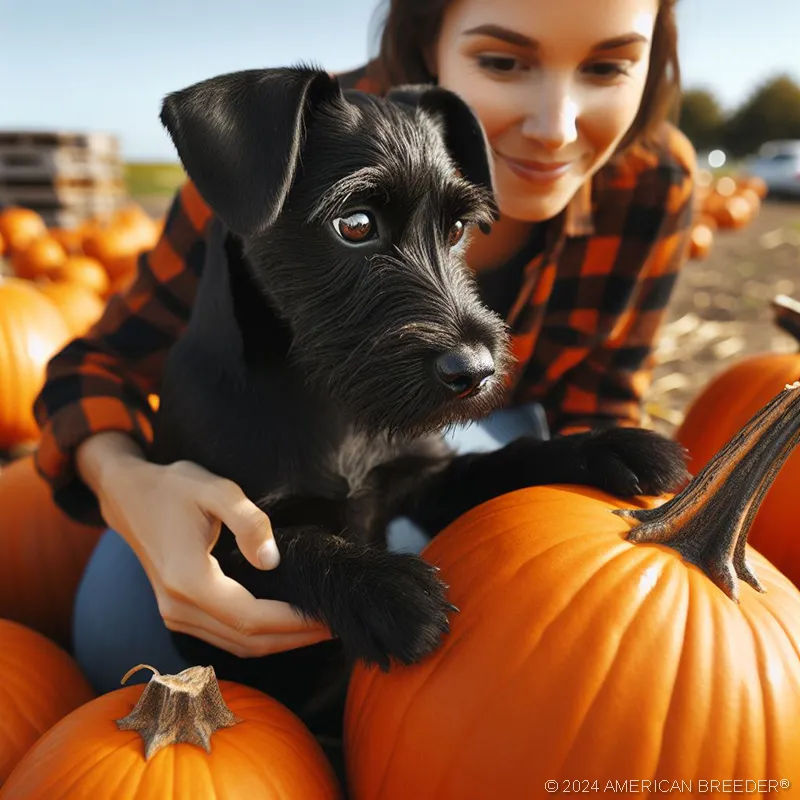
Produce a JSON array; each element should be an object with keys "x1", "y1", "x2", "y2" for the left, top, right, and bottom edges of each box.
[
  {"x1": 332, "y1": 551, "x2": 455, "y2": 671},
  {"x1": 576, "y1": 427, "x2": 690, "y2": 497}
]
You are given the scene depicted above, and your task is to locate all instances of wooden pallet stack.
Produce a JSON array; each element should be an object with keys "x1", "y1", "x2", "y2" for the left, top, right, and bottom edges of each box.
[{"x1": 0, "y1": 130, "x2": 127, "y2": 228}]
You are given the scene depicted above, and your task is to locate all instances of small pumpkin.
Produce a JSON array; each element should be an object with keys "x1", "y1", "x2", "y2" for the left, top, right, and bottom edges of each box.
[
  {"x1": 82, "y1": 225, "x2": 143, "y2": 281},
  {"x1": 0, "y1": 456, "x2": 104, "y2": 648},
  {"x1": 345, "y1": 383, "x2": 800, "y2": 798},
  {"x1": 10, "y1": 235, "x2": 68, "y2": 281},
  {"x1": 47, "y1": 227, "x2": 84, "y2": 256},
  {"x1": 677, "y1": 294, "x2": 800, "y2": 587},
  {"x1": 0, "y1": 208, "x2": 47, "y2": 255},
  {"x1": 688, "y1": 219, "x2": 714, "y2": 261},
  {"x1": 0, "y1": 278, "x2": 71, "y2": 449},
  {"x1": 2, "y1": 664, "x2": 342, "y2": 799},
  {"x1": 737, "y1": 174, "x2": 768, "y2": 199},
  {"x1": 52, "y1": 255, "x2": 110, "y2": 297},
  {"x1": 0, "y1": 620, "x2": 94, "y2": 786},
  {"x1": 37, "y1": 281, "x2": 105, "y2": 337}
]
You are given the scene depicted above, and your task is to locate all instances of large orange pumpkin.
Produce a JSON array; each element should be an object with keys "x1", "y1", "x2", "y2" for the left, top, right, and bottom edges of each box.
[
  {"x1": 0, "y1": 620, "x2": 94, "y2": 786},
  {"x1": 0, "y1": 456, "x2": 103, "y2": 649},
  {"x1": 1, "y1": 665, "x2": 342, "y2": 799},
  {"x1": 345, "y1": 383, "x2": 800, "y2": 798},
  {"x1": 677, "y1": 295, "x2": 800, "y2": 587},
  {"x1": 0, "y1": 208, "x2": 47, "y2": 255},
  {"x1": 37, "y1": 281, "x2": 105, "y2": 337},
  {"x1": 0, "y1": 279, "x2": 71, "y2": 448}
]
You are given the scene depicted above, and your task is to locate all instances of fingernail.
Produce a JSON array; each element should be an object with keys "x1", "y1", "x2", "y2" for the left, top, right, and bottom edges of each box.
[{"x1": 258, "y1": 539, "x2": 280, "y2": 569}]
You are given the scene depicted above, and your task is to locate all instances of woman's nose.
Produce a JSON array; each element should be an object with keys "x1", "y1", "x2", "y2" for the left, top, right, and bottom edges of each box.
[{"x1": 521, "y1": 80, "x2": 579, "y2": 151}]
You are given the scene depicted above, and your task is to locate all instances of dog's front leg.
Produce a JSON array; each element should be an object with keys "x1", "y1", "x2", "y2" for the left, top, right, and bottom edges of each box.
[
  {"x1": 396, "y1": 427, "x2": 691, "y2": 536},
  {"x1": 217, "y1": 524, "x2": 454, "y2": 671}
]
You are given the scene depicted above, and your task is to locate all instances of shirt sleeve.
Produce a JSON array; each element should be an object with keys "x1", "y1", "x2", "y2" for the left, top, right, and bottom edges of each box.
[
  {"x1": 541, "y1": 128, "x2": 697, "y2": 435},
  {"x1": 33, "y1": 180, "x2": 214, "y2": 525}
]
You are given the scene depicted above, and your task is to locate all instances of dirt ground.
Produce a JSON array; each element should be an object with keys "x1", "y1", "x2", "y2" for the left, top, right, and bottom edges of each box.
[{"x1": 645, "y1": 198, "x2": 800, "y2": 436}]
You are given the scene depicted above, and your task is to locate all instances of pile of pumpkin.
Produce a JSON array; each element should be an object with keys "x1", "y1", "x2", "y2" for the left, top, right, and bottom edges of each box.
[
  {"x1": 0, "y1": 204, "x2": 163, "y2": 451},
  {"x1": 687, "y1": 171, "x2": 767, "y2": 261},
  {"x1": 0, "y1": 300, "x2": 799, "y2": 798}
]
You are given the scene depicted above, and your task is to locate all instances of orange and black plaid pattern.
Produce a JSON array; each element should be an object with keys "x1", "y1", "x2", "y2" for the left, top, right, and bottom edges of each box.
[{"x1": 33, "y1": 66, "x2": 696, "y2": 524}]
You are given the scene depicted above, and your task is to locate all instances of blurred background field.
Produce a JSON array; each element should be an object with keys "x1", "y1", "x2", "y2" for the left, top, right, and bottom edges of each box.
[{"x1": 123, "y1": 162, "x2": 185, "y2": 199}]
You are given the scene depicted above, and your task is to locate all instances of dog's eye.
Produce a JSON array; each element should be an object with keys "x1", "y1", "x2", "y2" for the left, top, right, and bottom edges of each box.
[
  {"x1": 332, "y1": 212, "x2": 374, "y2": 243},
  {"x1": 448, "y1": 220, "x2": 465, "y2": 247}
]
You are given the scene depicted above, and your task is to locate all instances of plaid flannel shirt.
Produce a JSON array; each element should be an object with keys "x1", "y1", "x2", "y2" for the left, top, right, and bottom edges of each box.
[{"x1": 33, "y1": 66, "x2": 697, "y2": 525}]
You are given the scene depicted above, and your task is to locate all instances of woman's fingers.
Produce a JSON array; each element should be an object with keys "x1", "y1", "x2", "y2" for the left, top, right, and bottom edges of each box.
[{"x1": 165, "y1": 611, "x2": 333, "y2": 658}]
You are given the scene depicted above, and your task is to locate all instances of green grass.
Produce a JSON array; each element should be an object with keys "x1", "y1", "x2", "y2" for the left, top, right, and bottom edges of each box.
[{"x1": 124, "y1": 162, "x2": 186, "y2": 197}]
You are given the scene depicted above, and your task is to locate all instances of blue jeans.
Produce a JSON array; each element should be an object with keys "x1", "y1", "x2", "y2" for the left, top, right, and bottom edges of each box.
[{"x1": 72, "y1": 403, "x2": 549, "y2": 694}]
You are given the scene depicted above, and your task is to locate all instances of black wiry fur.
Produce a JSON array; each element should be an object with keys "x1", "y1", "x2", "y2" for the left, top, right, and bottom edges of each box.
[{"x1": 151, "y1": 65, "x2": 690, "y2": 737}]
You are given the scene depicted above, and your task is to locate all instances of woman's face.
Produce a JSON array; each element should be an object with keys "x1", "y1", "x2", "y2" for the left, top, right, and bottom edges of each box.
[{"x1": 432, "y1": 0, "x2": 659, "y2": 222}]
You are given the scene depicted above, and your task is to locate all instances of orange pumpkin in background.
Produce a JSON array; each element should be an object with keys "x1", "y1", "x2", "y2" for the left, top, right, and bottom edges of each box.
[
  {"x1": 0, "y1": 456, "x2": 103, "y2": 649},
  {"x1": 688, "y1": 219, "x2": 714, "y2": 260},
  {"x1": 38, "y1": 281, "x2": 105, "y2": 337},
  {"x1": 11, "y1": 235, "x2": 68, "y2": 281},
  {"x1": 47, "y1": 227, "x2": 84, "y2": 256},
  {"x1": 0, "y1": 620, "x2": 94, "y2": 787},
  {"x1": 53, "y1": 255, "x2": 110, "y2": 297},
  {"x1": 677, "y1": 295, "x2": 800, "y2": 587},
  {"x1": 0, "y1": 208, "x2": 47, "y2": 255},
  {"x1": 2, "y1": 665, "x2": 342, "y2": 799},
  {"x1": 0, "y1": 278, "x2": 71, "y2": 449},
  {"x1": 345, "y1": 383, "x2": 800, "y2": 799}
]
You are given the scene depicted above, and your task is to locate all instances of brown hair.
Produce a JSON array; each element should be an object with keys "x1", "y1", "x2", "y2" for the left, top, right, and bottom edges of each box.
[{"x1": 367, "y1": 0, "x2": 681, "y2": 150}]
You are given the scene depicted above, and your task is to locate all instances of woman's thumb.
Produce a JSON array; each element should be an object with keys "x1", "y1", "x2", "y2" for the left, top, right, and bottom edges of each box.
[{"x1": 213, "y1": 484, "x2": 280, "y2": 570}]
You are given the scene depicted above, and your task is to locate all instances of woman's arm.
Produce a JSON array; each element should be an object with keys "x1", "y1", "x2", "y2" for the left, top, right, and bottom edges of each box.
[{"x1": 33, "y1": 180, "x2": 214, "y2": 525}]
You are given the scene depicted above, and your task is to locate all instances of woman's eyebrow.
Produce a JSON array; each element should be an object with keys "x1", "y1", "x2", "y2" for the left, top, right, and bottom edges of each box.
[{"x1": 462, "y1": 24, "x2": 649, "y2": 52}]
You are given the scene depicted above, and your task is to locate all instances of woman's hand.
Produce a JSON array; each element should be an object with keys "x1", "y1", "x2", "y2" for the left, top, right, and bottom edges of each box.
[{"x1": 76, "y1": 432, "x2": 331, "y2": 658}]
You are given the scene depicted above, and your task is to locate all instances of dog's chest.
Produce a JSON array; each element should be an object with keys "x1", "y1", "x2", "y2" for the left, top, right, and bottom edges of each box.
[{"x1": 326, "y1": 428, "x2": 399, "y2": 496}]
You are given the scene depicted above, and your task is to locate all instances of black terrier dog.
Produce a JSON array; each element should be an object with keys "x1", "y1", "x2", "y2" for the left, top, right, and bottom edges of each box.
[{"x1": 150, "y1": 65, "x2": 688, "y2": 736}]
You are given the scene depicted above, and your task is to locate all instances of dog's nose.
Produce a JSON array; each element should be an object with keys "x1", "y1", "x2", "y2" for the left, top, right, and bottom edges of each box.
[{"x1": 434, "y1": 344, "x2": 495, "y2": 397}]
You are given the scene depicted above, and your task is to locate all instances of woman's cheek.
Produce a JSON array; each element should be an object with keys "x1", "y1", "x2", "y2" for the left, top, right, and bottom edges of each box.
[{"x1": 580, "y1": 85, "x2": 646, "y2": 159}]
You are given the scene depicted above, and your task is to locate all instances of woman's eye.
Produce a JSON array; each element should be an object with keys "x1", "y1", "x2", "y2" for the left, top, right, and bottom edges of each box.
[
  {"x1": 476, "y1": 55, "x2": 524, "y2": 75},
  {"x1": 448, "y1": 220, "x2": 465, "y2": 247},
  {"x1": 332, "y1": 212, "x2": 375, "y2": 243},
  {"x1": 584, "y1": 61, "x2": 630, "y2": 80}
]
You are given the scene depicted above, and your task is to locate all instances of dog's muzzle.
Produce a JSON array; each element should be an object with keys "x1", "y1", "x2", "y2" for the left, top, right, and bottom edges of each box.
[{"x1": 433, "y1": 343, "x2": 495, "y2": 398}]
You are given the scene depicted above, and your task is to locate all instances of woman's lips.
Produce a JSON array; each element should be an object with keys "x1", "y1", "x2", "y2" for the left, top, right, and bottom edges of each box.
[{"x1": 497, "y1": 153, "x2": 573, "y2": 185}]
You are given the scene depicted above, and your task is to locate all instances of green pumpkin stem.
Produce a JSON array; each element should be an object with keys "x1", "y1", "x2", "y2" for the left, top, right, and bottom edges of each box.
[
  {"x1": 115, "y1": 664, "x2": 241, "y2": 760},
  {"x1": 615, "y1": 380, "x2": 800, "y2": 602},
  {"x1": 773, "y1": 294, "x2": 800, "y2": 345}
]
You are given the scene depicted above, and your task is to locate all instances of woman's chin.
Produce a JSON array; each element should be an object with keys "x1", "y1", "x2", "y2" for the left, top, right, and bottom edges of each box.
[{"x1": 494, "y1": 180, "x2": 582, "y2": 224}]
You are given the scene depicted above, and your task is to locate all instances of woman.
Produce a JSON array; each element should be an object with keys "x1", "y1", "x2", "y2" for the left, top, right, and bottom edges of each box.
[{"x1": 34, "y1": 0, "x2": 695, "y2": 694}]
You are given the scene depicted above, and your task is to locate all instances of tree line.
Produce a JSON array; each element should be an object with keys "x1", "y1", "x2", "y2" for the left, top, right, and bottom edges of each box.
[{"x1": 678, "y1": 74, "x2": 800, "y2": 158}]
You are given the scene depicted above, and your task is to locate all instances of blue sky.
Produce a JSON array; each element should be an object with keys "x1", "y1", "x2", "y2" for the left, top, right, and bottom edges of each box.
[{"x1": 2, "y1": 0, "x2": 798, "y2": 160}]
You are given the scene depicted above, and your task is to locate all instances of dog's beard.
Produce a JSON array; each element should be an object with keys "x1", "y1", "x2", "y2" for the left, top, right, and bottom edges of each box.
[{"x1": 269, "y1": 254, "x2": 514, "y2": 439}]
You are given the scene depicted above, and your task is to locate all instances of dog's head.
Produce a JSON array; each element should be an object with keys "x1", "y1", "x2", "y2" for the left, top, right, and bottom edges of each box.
[{"x1": 160, "y1": 65, "x2": 512, "y2": 436}]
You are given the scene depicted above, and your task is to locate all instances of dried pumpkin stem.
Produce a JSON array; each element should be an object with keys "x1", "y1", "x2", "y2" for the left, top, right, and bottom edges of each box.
[
  {"x1": 116, "y1": 664, "x2": 241, "y2": 760},
  {"x1": 614, "y1": 381, "x2": 800, "y2": 602},
  {"x1": 773, "y1": 294, "x2": 800, "y2": 345}
]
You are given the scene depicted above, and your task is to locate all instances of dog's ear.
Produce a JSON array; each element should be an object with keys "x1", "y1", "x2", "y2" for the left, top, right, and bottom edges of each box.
[
  {"x1": 386, "y1": 85, "x2": 497, "y2": 206},
  {"x1": 160, "y1": 66, "x2": 341, "y2": 237}
]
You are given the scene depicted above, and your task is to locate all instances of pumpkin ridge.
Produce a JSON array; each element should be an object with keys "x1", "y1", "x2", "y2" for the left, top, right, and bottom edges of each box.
[
  {"x1": 423, "y1": 545, "x2": 667, "y2": 793},
  {"x1": 214, "y1": 724, "x2": 282, "y2": 797},
  {"x1": 551, "y1": 549, "x2": 685, "y2": 776},
  {"x1": 649, "y1": 558, "x2": 698, "y2": 780}
]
